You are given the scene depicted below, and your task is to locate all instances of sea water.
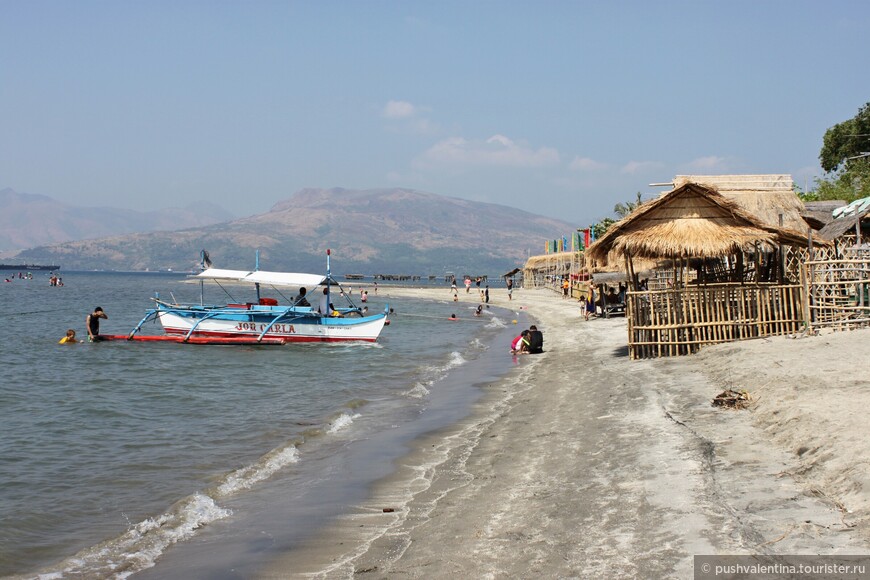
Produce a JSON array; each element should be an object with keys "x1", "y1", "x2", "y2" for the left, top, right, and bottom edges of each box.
[{"x1": 0, "y1": 272, "x2": 522, "y2": 578}]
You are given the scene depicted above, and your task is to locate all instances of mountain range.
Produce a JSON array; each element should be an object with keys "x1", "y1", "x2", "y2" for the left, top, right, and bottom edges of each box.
[
  {"x1": 0, "y1": 187, "x2": 235, "y2": 252},
  {"x1": 9, "y1": 188, "x2": 579, "y2": 275}
]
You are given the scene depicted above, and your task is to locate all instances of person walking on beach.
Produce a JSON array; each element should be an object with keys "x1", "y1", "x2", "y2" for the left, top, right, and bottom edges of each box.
[
  {"x1": 485, "y1": 285, "x2": 490, "y2": 304},
  {"x1": 585, "y1": 283, "x2": 596, "y2": 321},
  {"x1": 506, "y1": 278, "x2": 513, "y2": 301},
  {"x1": 86, "y1": 307, "x2": 108, "y2": 342}
]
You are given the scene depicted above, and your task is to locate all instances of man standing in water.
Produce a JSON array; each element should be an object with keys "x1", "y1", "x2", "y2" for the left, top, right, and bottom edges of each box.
[{"x1": 86, "y1": 307, "x2": 108, "y2": 342}]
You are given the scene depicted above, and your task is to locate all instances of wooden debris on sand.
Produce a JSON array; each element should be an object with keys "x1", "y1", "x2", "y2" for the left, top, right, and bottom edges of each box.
[{"x1": 712, "y1": 389, "x2": 752, "y2": 410}]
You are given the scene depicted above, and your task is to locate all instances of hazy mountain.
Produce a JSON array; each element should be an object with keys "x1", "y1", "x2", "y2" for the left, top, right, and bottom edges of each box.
[
  {"x1": 12, "y1": 188, "x2": 578, "y2": 275},
  {"x1": 0, "y1": 187, "x2": 236, "y2": 251}
]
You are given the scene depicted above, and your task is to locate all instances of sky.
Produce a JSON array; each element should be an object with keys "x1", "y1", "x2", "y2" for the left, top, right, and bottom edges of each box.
[{"x1": 2, "y1": 1, "x2": 869, "y2": 227}]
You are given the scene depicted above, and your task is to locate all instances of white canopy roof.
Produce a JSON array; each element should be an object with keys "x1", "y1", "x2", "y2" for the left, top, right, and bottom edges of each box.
[{"x1": 195, "y1": 269, "x2": 326, "y2": 288}]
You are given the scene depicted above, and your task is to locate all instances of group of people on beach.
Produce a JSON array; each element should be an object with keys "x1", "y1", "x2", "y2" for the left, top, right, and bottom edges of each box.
[{"x1": 510, "y1": 325, "x2": 544, "y2": 355}]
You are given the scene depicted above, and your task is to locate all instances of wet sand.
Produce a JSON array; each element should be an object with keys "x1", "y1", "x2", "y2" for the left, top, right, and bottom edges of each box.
[{"x1": 259, "y1": 286, "x2": 870, "y2": 578}]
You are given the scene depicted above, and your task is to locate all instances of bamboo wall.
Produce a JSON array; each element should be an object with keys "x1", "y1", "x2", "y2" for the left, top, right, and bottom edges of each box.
[
  {"x1": 802, "y1": 259, "x2": 870, "y2": 331},
  {"x1": 626, "y1": 283, "x2": 804, "y2": 359}
]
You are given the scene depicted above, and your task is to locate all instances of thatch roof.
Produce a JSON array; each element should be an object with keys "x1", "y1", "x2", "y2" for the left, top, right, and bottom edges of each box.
[
  {"x1": 587, "y1": 182, "x2": 811, "y2": 266},
  {"x1": 672, "y1": 175, "x2": 807, "y2": 232},
  {"x1": 818, "y1": 212, "x2": 867, "y2": 241},
  {"x1": 802, "y1": 200, "x2": 847, "y2": 230},
  {"x1": 523, "y1": 251, "x2": 581, "y2": 271}
]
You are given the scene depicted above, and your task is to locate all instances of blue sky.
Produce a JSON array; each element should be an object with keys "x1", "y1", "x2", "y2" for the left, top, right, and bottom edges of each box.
[{"x1": 2, "y1": 1, "x2": 868, "y2": 226}]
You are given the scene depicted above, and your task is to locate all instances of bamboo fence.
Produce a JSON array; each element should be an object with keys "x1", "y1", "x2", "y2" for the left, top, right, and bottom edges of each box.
[
  {"x1": 801, "y1": 258, "x2": 870, "y2": 331},
  {"x1": 626, "y1": 283, "x2": 804, "y2": 359}
]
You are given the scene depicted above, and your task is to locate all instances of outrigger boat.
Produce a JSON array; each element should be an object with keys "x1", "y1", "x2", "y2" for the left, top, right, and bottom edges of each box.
[{"x1": 117, "y1": 250, "x2": 388, "y2": 345}]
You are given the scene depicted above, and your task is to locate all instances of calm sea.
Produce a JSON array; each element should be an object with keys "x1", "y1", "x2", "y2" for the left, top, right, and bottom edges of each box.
[{"x1": 0, "y1": 271, "x2": 521, "y2": 579}]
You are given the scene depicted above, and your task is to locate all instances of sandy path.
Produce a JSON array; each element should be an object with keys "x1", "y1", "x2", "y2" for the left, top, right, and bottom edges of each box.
[{"x1": 260, "y1": 287, "x2": 870, "y2": 579}]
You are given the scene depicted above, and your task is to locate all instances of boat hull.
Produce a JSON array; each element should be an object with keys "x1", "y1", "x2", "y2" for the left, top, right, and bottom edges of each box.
[{"x1": 156, "y1": 308, "x2": 387, "y2": 343}]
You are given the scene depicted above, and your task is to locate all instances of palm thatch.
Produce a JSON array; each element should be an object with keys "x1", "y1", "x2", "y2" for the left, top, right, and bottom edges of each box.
[
  {"x1": 672, "y1": 175, "x2": 807, "y2": 232},
  {"x1": 587, "y1": 182, "x2": 811, "y2": 267},
  {"x1": 802, "y1": 200, "x2": 847, "y2": 230}
]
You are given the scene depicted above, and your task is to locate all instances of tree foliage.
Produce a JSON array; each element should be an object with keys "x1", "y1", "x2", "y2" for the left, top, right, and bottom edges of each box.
[
  {"x1": 820, "y1": 102, "x2": 870, "y2": 172},
  {"x1": 808, "y1": 102, "x2": 870, "y2": 204},
  {"x1": 800, "y1": 162, "x2": 870, "y2": 203},
  {"x1": 592, "y1": 217, "x2": 616, "y2": 240},
  {"x1": 614, "y1": 191, "x2": 644, "y2": 218}
]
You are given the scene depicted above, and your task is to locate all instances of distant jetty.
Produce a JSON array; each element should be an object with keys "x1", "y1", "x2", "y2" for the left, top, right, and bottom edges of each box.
[{"x1": 0, "y1": 264, "x2": 60, "y2": 271}]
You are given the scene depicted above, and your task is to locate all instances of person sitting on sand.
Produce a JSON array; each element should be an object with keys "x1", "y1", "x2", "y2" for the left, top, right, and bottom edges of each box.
[
  {"x1": 526, "y1": 325, "x2": 544, "y2": 354},
  {"x1": 510, "y1": 330, "x2": 530, "y2": 354},
  {"x1": 59, "y1": 329, "x2": 80, "y2": 344}
]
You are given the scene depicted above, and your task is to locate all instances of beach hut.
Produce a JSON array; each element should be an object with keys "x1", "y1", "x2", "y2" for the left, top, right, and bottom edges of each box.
[
  {"x1": 522, "y1": 250, "x2": 585, "y2": 294},
  {"x1": 586, "y1": 181, "x2": 814, "y2": 358},
  {"x1": 800, "y1": 196, "x2": 870, "y2": 330}
]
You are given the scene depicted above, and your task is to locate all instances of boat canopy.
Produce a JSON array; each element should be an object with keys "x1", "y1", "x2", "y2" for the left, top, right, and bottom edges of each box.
[{"x1": 195, "y1": 268, "x2": 326, "y2": 287}]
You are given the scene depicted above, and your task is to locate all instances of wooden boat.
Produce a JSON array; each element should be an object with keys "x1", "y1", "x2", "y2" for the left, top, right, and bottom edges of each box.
[{"x1": 124, "y1": 250, "x2": 388, "y2": 344}]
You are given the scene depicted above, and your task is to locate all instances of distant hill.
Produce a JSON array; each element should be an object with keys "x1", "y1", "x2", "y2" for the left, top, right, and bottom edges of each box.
[
  {"x1": 0, "y1": 187, "x2": 236, "y2": 252},
  {"x1": 12, "y1": 188, "x2": 579, "y2": 275}
]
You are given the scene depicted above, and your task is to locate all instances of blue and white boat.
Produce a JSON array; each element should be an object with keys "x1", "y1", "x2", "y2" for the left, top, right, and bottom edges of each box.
[{"x1": 125, "y1": 251, "x2": 388, "y2": 344}]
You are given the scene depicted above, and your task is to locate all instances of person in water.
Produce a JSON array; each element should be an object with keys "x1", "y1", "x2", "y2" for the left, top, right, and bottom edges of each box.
[
  {"x1": 86, "y1": 307, "x2": 108, "y2": 342},
  {"x1": 510, "y1": 330, "x2": 530, "y2": 354},
  {"x1": 59, "y1": 329, "x2": 80, "y2": 344}
]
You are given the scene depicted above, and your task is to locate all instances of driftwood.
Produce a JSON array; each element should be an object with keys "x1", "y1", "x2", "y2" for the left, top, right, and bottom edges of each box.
[{"x1": 712, "y1": 389, "x2": 751, "y2": 410}]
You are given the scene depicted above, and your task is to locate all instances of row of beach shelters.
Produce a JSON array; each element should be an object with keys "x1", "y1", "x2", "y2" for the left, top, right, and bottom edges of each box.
[{"x1": 586, "y1": 175, "x2": 820, "y2": 358}]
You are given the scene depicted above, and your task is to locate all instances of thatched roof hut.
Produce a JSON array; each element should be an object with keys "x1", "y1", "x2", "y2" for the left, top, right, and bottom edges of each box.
[
  {"x1": 672, "y1": 175, "x2": 807, "y2": 232},
  {"x1": 802, "y1": 200, "x2": 847, "y2": 231},
  {"x1": 587, "y1": 182, "x2": 809, "y2": 267}
]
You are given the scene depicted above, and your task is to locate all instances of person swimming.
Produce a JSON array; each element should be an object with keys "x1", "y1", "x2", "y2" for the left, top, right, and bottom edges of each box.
[{"x1": 59, "y1": 329, "x2": 79, "y2": 344}]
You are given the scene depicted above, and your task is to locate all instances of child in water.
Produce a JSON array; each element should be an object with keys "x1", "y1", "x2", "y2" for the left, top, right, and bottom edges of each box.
[{"x1": 58, "y1": 329, "x2": 80, "y2": 344}]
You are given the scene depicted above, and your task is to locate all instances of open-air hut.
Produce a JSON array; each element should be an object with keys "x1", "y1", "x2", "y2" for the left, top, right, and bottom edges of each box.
[
  {"x1": 522, "y1": 250, "x2": 585, "y2": 291},
  {"x1": 586, "y1": 182, "x2": 814, "y2": 358}
]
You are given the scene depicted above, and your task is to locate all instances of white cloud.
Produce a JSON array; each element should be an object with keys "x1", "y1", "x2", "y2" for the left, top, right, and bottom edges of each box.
[
  {"x1": 685, "y1": 155, "x2": 728, "y2": 171},
  {"x1": 382, "y1": 100, "x2": 417, "y2": 119},
  {"x1": 415, "y1": 134, "x2": 560, "y2": 169},
  {"x1": 621, "y1": 160, "x2": 662, "y2": 174},
  {"x1": 569, "y1": 156, "x2": 609, "y2": 172}
]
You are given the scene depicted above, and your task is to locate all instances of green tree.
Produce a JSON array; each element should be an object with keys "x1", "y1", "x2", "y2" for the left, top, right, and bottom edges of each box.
[
  {"x1": 801, "y1": 162, "x2": 870, "y2": 203},
  {"x1": 810, "y1": 102, "x2": 870, "y2": 203},
  {"x1": 820, "y1": 102, "x2": 870, "y2": 172},
  {"x1": 592, "y1": 217, "x2": 616, "y2": 239},
  {"x1": 613, "y1": 191, "x2": 644, "y2": 218}
]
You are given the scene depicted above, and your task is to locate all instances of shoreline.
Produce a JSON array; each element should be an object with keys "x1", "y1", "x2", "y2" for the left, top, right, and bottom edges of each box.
[{"x1": 259, "y1": 287, "x2": 870, "y2": 578}]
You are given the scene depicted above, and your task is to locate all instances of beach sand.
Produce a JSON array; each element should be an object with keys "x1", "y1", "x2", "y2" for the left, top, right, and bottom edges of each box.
[{"x1": 259, "y1": 286, "x2": 870, "y2": 578}]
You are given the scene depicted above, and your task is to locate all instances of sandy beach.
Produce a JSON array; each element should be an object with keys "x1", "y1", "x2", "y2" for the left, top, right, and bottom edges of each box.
[{"x1": 259, "y1": 286, "x2": 870, "y2": 578}]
